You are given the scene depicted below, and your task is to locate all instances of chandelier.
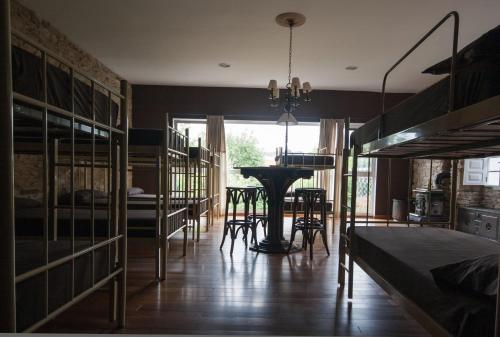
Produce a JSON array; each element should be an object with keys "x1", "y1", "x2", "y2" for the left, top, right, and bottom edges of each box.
[
  {"x1": 267, "y1": 12, "x2": 312, "y2": 118},
  {"x1": 267, "y1": 13, "x2": 311, "y2": 166}
]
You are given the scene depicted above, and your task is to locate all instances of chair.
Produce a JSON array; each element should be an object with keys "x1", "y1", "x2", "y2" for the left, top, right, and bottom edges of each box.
[
  {"x1": 247, "y1": 186, "x2": 268, "y2": 240},
  {"x1": 220, "y1": 187, "x2": 259, "y2": 254},
  {"x1": 288, "y1": 188, "x2": 330, "y2": 260}
]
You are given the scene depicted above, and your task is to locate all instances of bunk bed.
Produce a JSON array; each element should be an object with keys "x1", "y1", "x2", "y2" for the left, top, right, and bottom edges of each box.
[
  {"x1": 1, "y1": 9, "x2": 128, "y2": 333},
  {"x1": 188, "y1": 140, "x2": 212, "y2": 242},
  {"x1": 275, "y1": 147, "x2": 336, "y2": 216},
  {"x1": 127, "y1": 122, "x2": 189, "y2": 281},
  {"x1": 339, "y1": 12, "x2": 500, "y2": 337}
]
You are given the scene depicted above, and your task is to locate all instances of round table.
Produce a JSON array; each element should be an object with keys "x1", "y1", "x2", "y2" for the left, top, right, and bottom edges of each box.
[{"x1": 239, "y1": 166, "x2": 314, "y2": 253}]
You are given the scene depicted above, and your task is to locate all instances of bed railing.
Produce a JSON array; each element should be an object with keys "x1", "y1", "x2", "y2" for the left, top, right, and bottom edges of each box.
[
  {"x1": 1, "y1": 12, "x2": 128, "y2": 332},
  {"x1": 379, "y1": 11, "x2": 459, "y2": 139}
]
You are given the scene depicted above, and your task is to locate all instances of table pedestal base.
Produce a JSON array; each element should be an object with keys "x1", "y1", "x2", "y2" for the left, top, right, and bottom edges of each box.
[{"x1": 250, "y1": 238, "x2": 302, "y2": 254}]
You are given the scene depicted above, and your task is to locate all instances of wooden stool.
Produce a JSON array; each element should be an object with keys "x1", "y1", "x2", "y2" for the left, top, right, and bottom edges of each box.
[
  {"x1": 220, "y1": 187, "x2": 259, "y2": 254},
  {"x1": 288, "y1": 188, "x2": 330, "y2": 260}
]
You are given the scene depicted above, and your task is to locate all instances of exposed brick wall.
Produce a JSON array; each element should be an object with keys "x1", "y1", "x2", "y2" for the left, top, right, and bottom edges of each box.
[
  {"x1": 412, "y1": 159, "x2": 499, "y2": 213},
  {"x1": 11, "y1": 0, "x2": 132, "y2": 200},
  {"x1": 412, "y1": 159, "x2": 451, "y2": 215}
]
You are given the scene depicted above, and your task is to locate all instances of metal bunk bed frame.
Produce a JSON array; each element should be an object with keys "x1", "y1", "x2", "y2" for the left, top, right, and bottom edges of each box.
[
  {"x1": 338, "y1": 11, "x2": 500, "y2": 337},
  {"x1": 189, "y1": 139, "x2": 211, "y2": 242},
  {"x1": 0, "y1": 0, "x2": 128, "y2": 331},
  {"x1": 128, "y1": 113, "x2": 189, "y2": 281}
]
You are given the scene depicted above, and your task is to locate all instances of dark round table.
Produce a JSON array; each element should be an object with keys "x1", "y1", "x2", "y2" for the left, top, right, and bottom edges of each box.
[{"x1": 239, "y1": 166, "x2": 314, "y2": 253}]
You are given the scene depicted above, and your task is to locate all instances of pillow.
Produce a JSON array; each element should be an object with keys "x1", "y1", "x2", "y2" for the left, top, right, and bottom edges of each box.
[
  {"x1": 15, "y1": 197, "x2": 42, "y2": 209},
  {"x1": 431, "y1": 254, "x2": 499, "y2": 297},
  {"x1": 422, "y1": 24, "x2": 500, "y2": 75},
  {"x1": 128, "y1": 187, "x2": 144, "y2": 196},
  {"x1": 58, "y1": 189, "x2": 108, "y2": 205}
]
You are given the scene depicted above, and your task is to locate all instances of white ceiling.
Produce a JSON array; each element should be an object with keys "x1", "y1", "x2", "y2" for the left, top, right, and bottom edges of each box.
[{"x1": 20, "y1": 0, "x2": 500, "y2": 92}]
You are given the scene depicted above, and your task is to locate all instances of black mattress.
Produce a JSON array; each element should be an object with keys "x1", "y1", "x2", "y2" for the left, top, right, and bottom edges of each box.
[
  {"x1": 16, "y1": 205, "x2": 188, "y2": 238},
  {"x1": 12, "y1": 46, "x2": 119, "y2": 127},
  {"x1": 352, "y1": 60, "x2": 500, "y2": 146},
  {"x1": 276, "y1": 154, "x2": 335, "y2": 168},
  {"x1": 283, "y1": 196, "x2": 333, "y2": 213},
  {"x1": 352, "y1": 227, "x2": 500, "y2": 337},
  {"x1": 129, "y1": 128, "x2": 187, "y2": 154},
  {"x1": 15, "y1": 239, "x2": 112, "y2": 331}
]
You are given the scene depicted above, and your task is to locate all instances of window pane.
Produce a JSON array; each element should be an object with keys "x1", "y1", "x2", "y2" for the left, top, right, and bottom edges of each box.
[
  {"x1": 488, "y1": 157, "x2": 500, "y2": 171},
  {"x1": 487, "y1": 171, "x2": 500, "y2": 186},
  {"x1": 176, "y1": 122, "x2": 206, "y2": 147}
]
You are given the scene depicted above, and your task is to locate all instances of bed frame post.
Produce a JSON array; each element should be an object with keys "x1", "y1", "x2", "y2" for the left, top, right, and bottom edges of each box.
[
  {"x1": 161, "y1": 113, "x2": 169, "y2": 281},
  {"x1": 117, "y1": 80, "x2": 129, "y2": 328},
  {"x1": 495, "y1": 255, "x2": 500, "y2": 337},
  {"x1": 155, "y1": 148, "x2": 161, "y2": 280},
  {"x1": 0, "y1": 0, "x2": 16, "y2": 332},
  {"x1": 348, "y1": 145, "x2": 360, "y2": 299},
  {"x1": 386, "y1": 158, "x2": 392, "y2": 226},
  {"x1": 449, "y1": 160, "x2": 457, "y2": 230},
  {"x1": 427, "y1": 159, "x2": 433, "y2": 226},
  {"x1": 183, "y1": 128, "x2": 189, "y2": 256},
  {"x1": 407, "y1": 159, "x2": 413, "y2": 227},
  {"x1": 337, "y1": 118, "x2": 350, "y2": 286}
]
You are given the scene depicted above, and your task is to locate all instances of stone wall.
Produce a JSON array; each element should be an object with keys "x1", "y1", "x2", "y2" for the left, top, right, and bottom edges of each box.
[
  {"x1": 412, "y1": 159, "x2": 500, "y2": 214},
  {"x1": 11, "y1": 0, "x2": 132, "y2": 200},
  {"x1": 412, "y1": 159, "x2": 452, "y2": 215}
]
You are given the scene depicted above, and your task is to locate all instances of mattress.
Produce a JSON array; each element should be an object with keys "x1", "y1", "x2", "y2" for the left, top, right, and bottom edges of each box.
[
  {"x1": 276, "y1": 154, "x2": 335, "y2": 168},
  {"x1": 15, "y1": 205, "x2": 188, "y2": 238},
  {"x1": 128, "y1": 128, "x2": 187, "y2": 154},
  {"x1": 352, "y1": 227, "x2": 500, "y2": 337},
  {"x1": 352, "y1": 60, "x2": 500, "y2": 146},
  {"x1": 283, "y1": 196, "x2": 333, "y2": 212},
  {"x1": 15, "y1": 239, "x2": 112, "y2": 331}
]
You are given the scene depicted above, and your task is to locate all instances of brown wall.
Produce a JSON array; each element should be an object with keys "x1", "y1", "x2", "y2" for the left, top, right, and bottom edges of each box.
[
  {"x1": 132, "y1": 84, "x2": 412, "y2": 196},
  {"x1": 12, "y1": 0, "x2": 131, "y2": 199},
  {"x1": 132, "y1": 85, "x2": 412, "y2": 126},
  {"x1": 374, "y1": 158, "x2": 410, "y2": 217}
]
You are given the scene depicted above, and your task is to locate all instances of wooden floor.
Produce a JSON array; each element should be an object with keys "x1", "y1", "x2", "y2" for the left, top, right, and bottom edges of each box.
[{"x1": 38, "y1": 217, "x2": 430, "y2": 336}]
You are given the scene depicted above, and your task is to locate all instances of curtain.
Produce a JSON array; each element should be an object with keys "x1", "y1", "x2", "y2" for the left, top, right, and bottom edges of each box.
[
  {"x1": 333, "y1": 119, "x2": 345, "y2": 218},
  {"x1": 318, "y1": 119, "x2": 337, "y2": 203},
  {"x1": 206, "y1": 115, "x2": 227, "y2": 212}
]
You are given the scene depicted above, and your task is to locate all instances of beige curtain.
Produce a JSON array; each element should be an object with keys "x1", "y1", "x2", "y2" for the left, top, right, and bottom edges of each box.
[
  {"x1": 333, "y1": 119, "x2": 345, "y2": 219},
  {"x1": 206, "y1": 115, "x2": 227, "y2": 211},
  {"x1": 318, "y1": 119, "x2": 337, "y2": 203}
]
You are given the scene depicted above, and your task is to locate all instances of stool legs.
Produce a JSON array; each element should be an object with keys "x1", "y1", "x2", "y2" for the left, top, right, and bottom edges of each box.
[{"x1": 220, "y1": 187, "x2": 259, "y2": 255}]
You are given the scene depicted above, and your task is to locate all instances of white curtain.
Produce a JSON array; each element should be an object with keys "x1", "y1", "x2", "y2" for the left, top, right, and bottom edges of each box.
[
  {"x1": 206, "y1": 115, "x2": 227, "y2": 212},
  {"x1": 318, "y1": 119, "x2": 337, "y2": 203}
]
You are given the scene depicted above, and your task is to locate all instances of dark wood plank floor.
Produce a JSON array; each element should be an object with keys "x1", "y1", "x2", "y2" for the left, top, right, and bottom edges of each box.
[{"x1": 37, "y1": 217, "x2": 430, "y2": 336}]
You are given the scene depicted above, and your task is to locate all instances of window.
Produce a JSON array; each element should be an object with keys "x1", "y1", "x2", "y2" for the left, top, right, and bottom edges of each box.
[
  {"x1": 174, "y1": 119, "x2": 206, "y2": 146},
  {"x1": 463, "y1": 157, "x2": 500, "y2": 186},
  {"x1": 347, "y1": 129, "x2": 377, "y2": 216},
  {"x1": 225, "y1": 121, "x2": 321, "y2": 188}
]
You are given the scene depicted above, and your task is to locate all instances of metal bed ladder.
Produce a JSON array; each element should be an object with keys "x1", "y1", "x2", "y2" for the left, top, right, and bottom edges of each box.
[{"x1": 337, "y1": 117, "x2": 357, "y2": 299}]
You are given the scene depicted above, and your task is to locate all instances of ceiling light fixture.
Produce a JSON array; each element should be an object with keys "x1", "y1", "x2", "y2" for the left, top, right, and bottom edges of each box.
[
  {"x1": 218, "y1": 63, "x2": 231, "y2": 68},
  {"x1": 267, "y1": 12, "x2": 311, "y2": 166},
  {"x1": 345, "y1": 65, "x2": 358, "y2": 70}
]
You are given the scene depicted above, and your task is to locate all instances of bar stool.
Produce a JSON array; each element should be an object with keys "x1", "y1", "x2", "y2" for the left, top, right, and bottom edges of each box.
[
  {"x1": 247, "y1": 186, "x2": 268, "y2": 240},
  {"x1": 288, "y1": 188, "x2": 330, "y2": 260},
  {"x1": 220, "y1": 187, "x2": 259, "y2": 254}
]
